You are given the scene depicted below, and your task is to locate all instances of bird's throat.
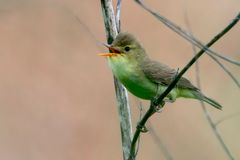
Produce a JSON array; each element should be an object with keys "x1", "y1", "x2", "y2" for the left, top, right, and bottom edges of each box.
[{"x1": 107, "y1": 56, "x2": 159, "y2": 100}]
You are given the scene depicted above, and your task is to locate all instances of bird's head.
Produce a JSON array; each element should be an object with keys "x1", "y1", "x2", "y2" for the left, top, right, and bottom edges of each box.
[{"x1": 98, "y1": 32, "x2": 147, "y2": 60}]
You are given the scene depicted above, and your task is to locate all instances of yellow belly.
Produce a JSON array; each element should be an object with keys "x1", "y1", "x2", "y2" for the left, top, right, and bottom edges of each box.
[{"x1": 108, "y1": 56, "x2": 158, "y2": 99}]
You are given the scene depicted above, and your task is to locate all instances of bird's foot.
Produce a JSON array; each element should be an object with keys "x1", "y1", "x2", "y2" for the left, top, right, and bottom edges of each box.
[
  {"x1": 136, "y1": 123, "x2": 148, "y2": 133},
  {"x1": 151, "y1": 99, "x2": 165, "y2": 113},
  {"x1": 154, "y1": 102, "x2": 165, "y2": 113},
  {"x1": 163, "y1": 98, "x2": 175, "y2": 103},
  {"x1": 155, "y1": 106, "x2": 164, "y2": 113}
]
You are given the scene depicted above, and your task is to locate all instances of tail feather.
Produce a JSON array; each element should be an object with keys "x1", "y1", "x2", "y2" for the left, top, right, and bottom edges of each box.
[
  {"x1": 201, "y1": 95, "x2": 222, "y2": 110},
  {"x1": 179, "y1": 89, "x2": 222, "y2": 110},
  {"x1": 193, "y1": 91, "x2": 223, "y2": 110}
]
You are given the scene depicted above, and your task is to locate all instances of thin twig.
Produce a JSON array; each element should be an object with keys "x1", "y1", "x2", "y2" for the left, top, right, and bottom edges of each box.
[
  {"x1": 101, "y1": 1, "x2": 133, "y2": 160},
  {"x1": 182, "y1": 6, "x2": 236, "y2": 160},
  {"x1": 135, "y1": 101, "x2": 144, "y2": 157},
  {"x1": 60, "y1": 7, "x2": 104, "y2": 48},
  {"x1": 73, "y1": 15, "x2": 101, "y2": 44},
  {"x1": 129, "y1": 103, "x2": 156, "y2": 160},
  {"x1": 154, "y1": 13, "x2": 239, "y2": 106},
  {"x1": 208, "y1": 55, "x2": 240, "y2": 88},
  {"x1": 137, "y1": 101, "x2": 174, "y2": 160},
  {"x1": 215, "y1": 111, "x2": 240, "y2": 126},
  {"x1": 134, "y1": 0, "x2": 240, "y2": 67},
  {"x1": 183, "y1": 17, "x2": 236, "y2": 86},
  {"x1": 182, "y1": 7, "x2": 239, "y2": 88},
  {"x1": 128, "y1": 13, "x2": 240, "y2": 160},
  {"x1": 147, "y1": 122, "x2": 174, "y2": 160},
  {"x1": 202, "y1": 104, "x2": 235, "y2": 160}
]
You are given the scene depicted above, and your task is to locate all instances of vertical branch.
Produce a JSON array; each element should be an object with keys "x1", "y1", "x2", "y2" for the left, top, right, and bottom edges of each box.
[
  {"x1": 116, "y1": 0, "x2": 122, "y2": 32},
  {"x1": 100, "y1": 1, "x2": 133, "y2": 160}
]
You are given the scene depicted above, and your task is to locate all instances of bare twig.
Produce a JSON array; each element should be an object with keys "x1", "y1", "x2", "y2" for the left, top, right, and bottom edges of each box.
[
  {"x1": 148, "y1": 122, "x2": 174, "y2": 160},
  {"x1": 129, "y1": 102, "x2": 157, "y2": 160},
  {"x1": 182, "y1": 7, "x2": 239, "y2": 88},
  {"x1": 208, "y1": 55, "x2": 240, "y2": 88},
  {"x1": 137, "y1": 101, "x2": 173, "y2": 160},
  {"x1": 182, "y1": 7, "x2": 236, "y2": 160},
  {"x1": 201, "y1": 104, "x2": 235, "y2": 160},
  {"x1": 101, "y1": 1, "x2": 133, "y2": 160},
  {"x1": 73, "y1": 15, "x2": 107, "y2": 50},
  {"x1": 60, "y1": 7, "x2": 104, "y2": 49},
  {"x1": 128, "y1": 13, "x2": 240, "y2": 160},
  {"x1": 135, "y1": 102, "x2": 144, "y2": 157},
  {"x1": 184, "y1": 14, "x2": 236, "y2": 86},
  {"x1": 134, "y1": 0, "x2": 240, "y2": 67},
  {"x1": 215, "y1": 111, "x2": 240, "y2": 126},
  {"x1": 154, "y1": 13, "x2": 239, "y2": 107}
]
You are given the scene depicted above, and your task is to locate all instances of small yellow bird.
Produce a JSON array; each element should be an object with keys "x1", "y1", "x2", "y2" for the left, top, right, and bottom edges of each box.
[{"x1": 98, "y1": 33, "x2": 222, "y2": 110}]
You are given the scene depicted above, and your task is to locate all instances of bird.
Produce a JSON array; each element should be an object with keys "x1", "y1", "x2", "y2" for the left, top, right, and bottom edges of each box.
[{"x1": 98, "y1": 32, "x2": 222, "y2": 110}]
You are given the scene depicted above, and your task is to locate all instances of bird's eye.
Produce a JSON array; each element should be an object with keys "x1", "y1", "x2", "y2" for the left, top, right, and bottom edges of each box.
[{"x1": 124, "y1": 46, "x2": 130, "y2": 52}]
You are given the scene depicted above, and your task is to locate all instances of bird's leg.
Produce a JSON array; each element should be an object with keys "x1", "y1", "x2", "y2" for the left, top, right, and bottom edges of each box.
[
  {"x1": 154, "y1": 101, "x2": 165, "y2": 113},
  {"x1": 163, "y1": 68, "x2": 178, "y2": 104},
  {"x1": 163, "y1": 97, "x2": 176, "y2": 103},
  {"x1": 136, "y1": 123, "x2": 148, "y2": 133},
  {"x1": 136, "y1": 102, "x2": 148, "y2": 133},
  {"x1": 152, "y1": 84, "x2": 165, "y2": 113},
  {"x1": 137, "y1": 85, "x2": 166, "y2": 133}
]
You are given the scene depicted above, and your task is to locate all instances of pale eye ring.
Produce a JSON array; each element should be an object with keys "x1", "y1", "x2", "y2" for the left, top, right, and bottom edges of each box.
[{"x1": 124, "y1": 46, "x2": 130, "y2": 52}]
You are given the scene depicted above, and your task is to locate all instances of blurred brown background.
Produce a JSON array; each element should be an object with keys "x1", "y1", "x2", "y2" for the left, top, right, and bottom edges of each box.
[{"x1": 0, "y1": 0, "x2": 239, "y2": 160}]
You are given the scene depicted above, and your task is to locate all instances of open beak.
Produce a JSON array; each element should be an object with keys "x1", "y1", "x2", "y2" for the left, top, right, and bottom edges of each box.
[{"x1": 97, "y1": 43, "x2": 121, "y2": 57}]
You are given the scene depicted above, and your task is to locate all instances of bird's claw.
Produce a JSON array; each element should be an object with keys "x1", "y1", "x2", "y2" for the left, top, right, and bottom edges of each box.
[
  {"x1": 163, "y1": 98, "x2": 175, "y2": 103},
  {"x1": 136, "y1": 123, "x2": 148, "y2": 133},
  {"x1": 155, "y1": 106, "x2": 164, "y2": 113},
  {"x1": 154, "y1": 103, "x2": 164, "y2": 113}
]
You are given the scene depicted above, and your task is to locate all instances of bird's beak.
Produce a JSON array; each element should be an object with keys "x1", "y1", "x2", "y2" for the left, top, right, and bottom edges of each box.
[{"x1": 97, "y1": 43, "x2": 120, "y2": 57}]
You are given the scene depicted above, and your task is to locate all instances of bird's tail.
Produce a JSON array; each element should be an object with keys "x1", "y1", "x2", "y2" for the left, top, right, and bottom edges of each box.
[
  {"x1": 192, "y1": 90, "x2": 222, "y2": 110},
  {"x1": 179, "y1": 89, "x2": 222, "y2": 110}
]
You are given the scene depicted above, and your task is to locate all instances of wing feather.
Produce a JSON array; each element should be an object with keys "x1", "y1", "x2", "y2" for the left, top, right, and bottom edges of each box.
[{"x1": 141, "y1": 60, "x2": 198, "y2": 90}]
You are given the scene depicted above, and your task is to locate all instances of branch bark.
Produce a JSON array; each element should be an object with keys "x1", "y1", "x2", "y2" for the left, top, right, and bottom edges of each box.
[{"x1": 100, "y1": 1, "x2": 133, "y2": 160}]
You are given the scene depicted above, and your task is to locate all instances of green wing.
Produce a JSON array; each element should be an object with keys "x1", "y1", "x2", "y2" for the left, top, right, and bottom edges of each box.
[{"x1": 141, "y1": 59, "x2": 198, "y2": 90}]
